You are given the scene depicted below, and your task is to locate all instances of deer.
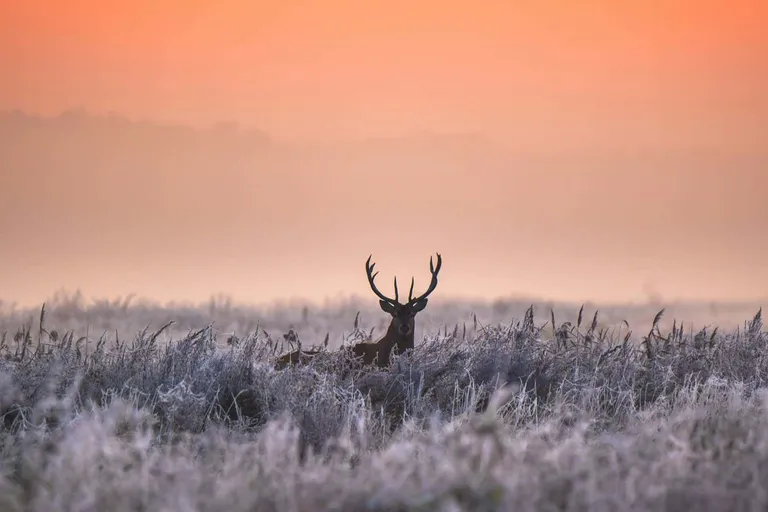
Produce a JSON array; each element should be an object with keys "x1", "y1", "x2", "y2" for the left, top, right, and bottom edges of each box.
[
  {"x1": 273, "y1": 345, "x2": 325, "y2": 369},
  {"x1": 273, "y1": 330, "x2": 328, "y2": 370},
  {"x1": 342, "y1": 253, "x2": 442, "y2": 368},
  {"x1": 273, "y1": 253, "x2": 443, "y2": 370}
]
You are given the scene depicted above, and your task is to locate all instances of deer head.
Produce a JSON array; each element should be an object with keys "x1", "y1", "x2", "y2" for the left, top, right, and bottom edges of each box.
[
  {"x1": 273, "y1": 332, "x2": 329, "y2": 370},
  {"x1": 363, "y1": 253, "x2": 442, "y2": 362}
]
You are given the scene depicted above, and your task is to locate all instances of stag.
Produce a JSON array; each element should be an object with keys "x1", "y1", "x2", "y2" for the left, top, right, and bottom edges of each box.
[
  {"x1": 343, "y1": 253, "x2": 442, "y2": 368},
  {"x1": 274, "y1": 253, "x2": 442, "y2": 370}
]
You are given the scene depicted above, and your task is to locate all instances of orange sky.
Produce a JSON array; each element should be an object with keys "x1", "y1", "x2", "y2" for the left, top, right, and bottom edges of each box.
[
  {"x1": 2, "y1": 0, "x2": 767, "y2": 144},
  {"x1": 0, "y1": 0, "x2": 766, "y2": 307}
]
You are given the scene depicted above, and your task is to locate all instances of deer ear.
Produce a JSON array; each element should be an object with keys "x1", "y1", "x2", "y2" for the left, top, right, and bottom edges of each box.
[
  {"x1": 411, "y1": 298, "x2": 428, "y2": 313},
  {"x1": 379, "y1": 300, "x2": 397, "y2": 314}
]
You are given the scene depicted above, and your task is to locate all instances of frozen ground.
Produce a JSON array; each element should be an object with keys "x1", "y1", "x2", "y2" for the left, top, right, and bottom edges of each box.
[{"x1": 0, "y1": 294, "x2": 765, "y2": 511}]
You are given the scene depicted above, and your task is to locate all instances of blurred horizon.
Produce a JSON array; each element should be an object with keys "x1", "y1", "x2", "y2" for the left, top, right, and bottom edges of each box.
[
  {"x1": 2, "y1": 286, "x2": 765, "y2": 350},
  {"x1": 4, "y1": 280, "x2": 767, "y2": 311}
]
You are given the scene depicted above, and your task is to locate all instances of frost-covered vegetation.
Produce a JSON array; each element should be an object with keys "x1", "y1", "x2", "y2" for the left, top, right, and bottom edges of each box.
[{"x1": 0, "y1": 296, "x2": 767, "y2": 511}]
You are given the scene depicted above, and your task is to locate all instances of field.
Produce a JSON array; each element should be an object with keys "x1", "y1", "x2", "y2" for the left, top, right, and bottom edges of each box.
[{"x1": 0, "y1": 293, "x2": 767, "y2": 511}]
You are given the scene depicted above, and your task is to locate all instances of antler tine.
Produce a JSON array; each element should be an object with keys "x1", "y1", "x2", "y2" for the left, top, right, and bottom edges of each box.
[
  {"x1": 366, "y1": 254, "x2": 397, "y2": 304},
  {"x1": 408, "y1": 277, "x2": 415, "y2": 302},
  {"x1": 430, "y1": 252, "x2": 443, "y2": 274},
  {"x1": 393, "y1": 276, "x2": 399, "y2": 303},
  {"x1": 407, "y1": 253, "x2": 442, "y2": 305}
]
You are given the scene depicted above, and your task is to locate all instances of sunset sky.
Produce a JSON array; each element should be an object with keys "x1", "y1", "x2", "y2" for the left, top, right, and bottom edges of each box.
[{"x1": 0, "y1": 0, "x2": 766, "y2": 307}]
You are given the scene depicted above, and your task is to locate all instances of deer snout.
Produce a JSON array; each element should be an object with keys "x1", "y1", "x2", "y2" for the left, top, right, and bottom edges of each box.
[{"x1": 398, "y1": 324, "x2": 412, "y2": 335}]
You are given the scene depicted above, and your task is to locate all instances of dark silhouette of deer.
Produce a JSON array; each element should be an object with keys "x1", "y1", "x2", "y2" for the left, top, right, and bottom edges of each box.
[
  {"x1": 273, "y1": 253, "x2": 442, "y2": 370},
  {"x1": 343, "y1": 253, "x2": 442, "y2": 367},
  {"x1": 273, "y1": 330, "x2": 328, "y2": 370},
  {"x1": 273, "y1": 346, "x2": 324, "y2": 369}
]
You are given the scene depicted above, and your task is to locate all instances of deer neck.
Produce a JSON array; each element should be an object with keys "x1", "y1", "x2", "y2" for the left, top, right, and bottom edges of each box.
[{"x1": 382, "y1": 321, "x2": 413, "y2": 356}]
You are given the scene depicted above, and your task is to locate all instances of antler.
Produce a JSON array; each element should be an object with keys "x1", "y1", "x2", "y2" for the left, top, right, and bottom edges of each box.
[
  {"x1": 367, "y1": 253, "x2": 442, "y2": 306},
  {"x1": 366, "y1": 255, "x2": 399, "y2": 305},
  {"x1": 406, "y1": 253, "x2": 442, "y2": 305}
]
